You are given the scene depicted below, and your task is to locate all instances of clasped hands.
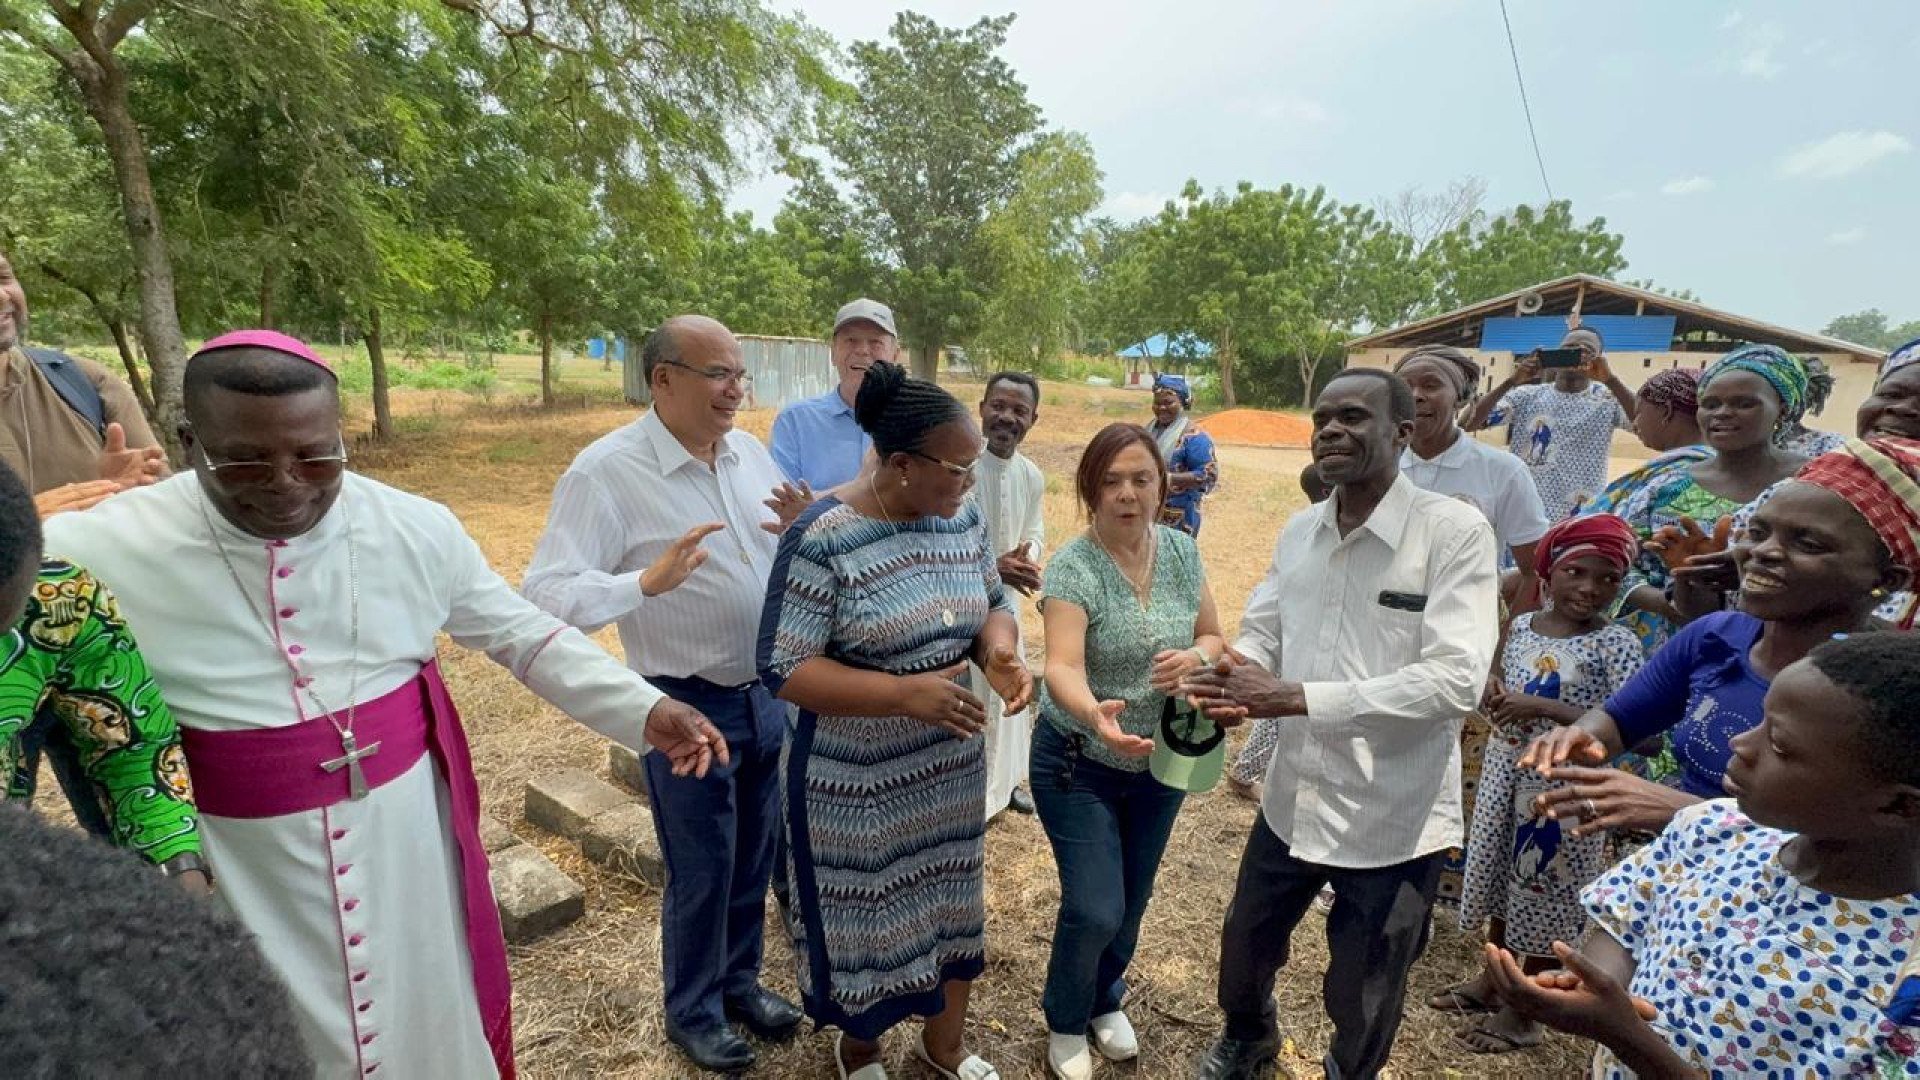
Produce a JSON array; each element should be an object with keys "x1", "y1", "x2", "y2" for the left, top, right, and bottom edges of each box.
[{"x1": 1177, "y1": 649, "x2": 1299, "y2": 724}]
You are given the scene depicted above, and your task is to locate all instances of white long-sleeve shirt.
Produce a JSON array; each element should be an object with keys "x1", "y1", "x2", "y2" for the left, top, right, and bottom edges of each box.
[
  {"x1": 971, "y1": 449, "x2": 1046, "y2": 560},
  {"x1": 522, "y1": 409, "x2": 784, "y2": 686},
  {"x1": 1235, "y1": 473, "x2": 1498, "y2": 869}
]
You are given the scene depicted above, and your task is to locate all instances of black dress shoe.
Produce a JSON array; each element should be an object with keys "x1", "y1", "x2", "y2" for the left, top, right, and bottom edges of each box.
[
  {"x1": 724, "y1": 985, "x2": 805, "y2": 1041},
  {"x1": 1008, "y1": 786, "x2": 1036, "y2": 814},
  {"x1": 666, "y1": 1022, "x2": 756, "y2": 1073},
  {"x1": 1192, "y1": 1034, "x2": 1288, "y2": 1080}
]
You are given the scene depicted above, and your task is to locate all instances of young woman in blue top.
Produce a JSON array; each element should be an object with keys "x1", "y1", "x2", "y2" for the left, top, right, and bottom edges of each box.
[{"x1": 1519, "y1": 466, "x2": 1909, "y2": 838}]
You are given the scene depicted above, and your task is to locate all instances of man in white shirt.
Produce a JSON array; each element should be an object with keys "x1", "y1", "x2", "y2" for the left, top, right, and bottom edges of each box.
[
  {"x1": 768, "y1": 298, "x2": 894, "y2": 489},
  {"x1": 523, "y1": 315, "x2": 811, "y2": 1074},
  {"x1": 43, "y1": 330, "x2": 725, "y2": 1079},
  {"x1": 1183, "y1": 368, "x2": 1499, "y2": 1080},
  {"x1": 972, "y1": 371, "x2": 1045, "y2": 817}
]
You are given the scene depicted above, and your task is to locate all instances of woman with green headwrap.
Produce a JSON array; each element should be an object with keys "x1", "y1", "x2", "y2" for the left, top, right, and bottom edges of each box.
[{"x1": 1608, "y1": 344, "x2": 1810, "y2": 653}]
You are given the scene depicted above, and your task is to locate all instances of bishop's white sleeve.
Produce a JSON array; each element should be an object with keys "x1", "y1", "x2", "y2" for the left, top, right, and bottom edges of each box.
[
  {"x1": 1299, "y1": 521, "x2": 1498, "y2": 726},
  {"x1": 441, "y1": 511, "x2": 663, "y2": 753},
  {"x1": 521, "y1": 468, "x2": 647, "y2": 633},
  {"x1": 1231, "y1": 529, "x2": 1287, "y2": 673}
]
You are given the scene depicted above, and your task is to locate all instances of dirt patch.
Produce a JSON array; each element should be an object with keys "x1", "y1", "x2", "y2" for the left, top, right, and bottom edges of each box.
[
  {"x1": 81, "y1": 372, "x2": 1592, "y2": 1079},
  {"x1": 1196, "y1": 408, "x2": 1315, "y2": 448}
]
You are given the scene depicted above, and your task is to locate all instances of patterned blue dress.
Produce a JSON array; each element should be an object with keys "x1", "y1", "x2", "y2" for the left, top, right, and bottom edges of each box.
[{"x1": 758, "y1": 497, "x2": 1013, "y2": 1040}]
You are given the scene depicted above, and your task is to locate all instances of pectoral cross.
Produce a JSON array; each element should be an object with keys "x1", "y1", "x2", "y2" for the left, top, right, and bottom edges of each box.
[{"x1": 321, "y1": 730, "x2": 382, "y2": 800}]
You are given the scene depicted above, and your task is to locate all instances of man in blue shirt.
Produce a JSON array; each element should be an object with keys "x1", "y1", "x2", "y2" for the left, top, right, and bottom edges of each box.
[{"x1": 769, "y1": 298, "x2": 894, "y2": 489}]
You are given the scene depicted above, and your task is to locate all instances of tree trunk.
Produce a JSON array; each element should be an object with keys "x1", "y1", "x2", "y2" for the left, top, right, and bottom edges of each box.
[
  {"x1": 539, "y1": 310, "x2": 555, "y2": 406},
  {"x1": 1218, "y1": 324, "x2": 1237, "y2": 409},
  {"x1": 108, "y1": 321, "x2": 154, "y2": 417},
  {"x1": 67, "y1": 49, "x2": 191, "y2": 464},
  {"x1": 367, "y1": 306, "x2": 392, "y2": 439},
  {"x1": 1298, "y1": 354, "x2": 1323, "y2": 410},
  {"x1": 911, "y1": 339, "x2": 939, "y2": 382}
]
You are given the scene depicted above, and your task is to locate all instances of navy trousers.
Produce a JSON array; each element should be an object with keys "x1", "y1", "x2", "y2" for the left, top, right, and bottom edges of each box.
[{"x1": 642, "y1": 675, "x2": 788, "y2": 1033}]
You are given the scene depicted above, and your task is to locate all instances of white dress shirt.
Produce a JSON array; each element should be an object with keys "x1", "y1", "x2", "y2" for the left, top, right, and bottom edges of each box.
[
  {"x1": 972, "y1": 449, "x2": 1046, "y2": 559},
  {"x1": 523, "y1": 409, "x2": 784, "y2": 686},
  {"x1": 1398, "y1": 431, "x2": 1550, "y2": 557},
  {"x1": 1234, "y1": 473, "x2": 1499, "y2": 869}
]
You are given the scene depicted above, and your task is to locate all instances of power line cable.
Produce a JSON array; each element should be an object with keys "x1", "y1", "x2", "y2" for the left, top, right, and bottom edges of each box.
[{"x1": 1499, "y1": 0, "x2": 1554, "y2": 203}]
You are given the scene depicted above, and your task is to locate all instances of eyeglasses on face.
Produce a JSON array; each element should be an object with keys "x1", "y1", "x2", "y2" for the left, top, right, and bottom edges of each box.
[
  {"x1": 908, "y1": 450, "x2": 978, "y2": 479},
  {"x1": 662, "y1": 359, "x2": 750, "y2": 386},
  {"x1": 198, "y1": 445, "x2": 349, "y2": 486}
]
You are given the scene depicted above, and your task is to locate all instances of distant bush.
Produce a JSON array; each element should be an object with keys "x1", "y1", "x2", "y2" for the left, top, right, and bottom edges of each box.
[{"x1": 331, "y1": 356, "x2": 496, "y2": 397}]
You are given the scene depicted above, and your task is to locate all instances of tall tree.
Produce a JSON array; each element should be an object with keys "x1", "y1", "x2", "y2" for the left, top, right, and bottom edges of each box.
[
  {"x1": 1372, "y1": 177, "x2": 1487, "y2": 254},
  {"x1": 824, "y1": 12, "x2": 1043, "y2": 378},
  {"x1": 975, "y1": 131, "x2": 1103, "y2": 366},
  {"x1": 1425, "y1": 200, "x2": 1626, "y2": 312}
]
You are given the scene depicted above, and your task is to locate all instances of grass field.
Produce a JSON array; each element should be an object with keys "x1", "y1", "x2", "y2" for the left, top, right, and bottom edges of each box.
[{"x1": 41, "y1": 347, "x2": 1596, "y2": 1078}]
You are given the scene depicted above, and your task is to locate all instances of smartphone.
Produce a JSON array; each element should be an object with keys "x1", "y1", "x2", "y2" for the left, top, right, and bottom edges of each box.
[{"x1": 1535, "y1": 347, "x2": 1585, "y2": 370}]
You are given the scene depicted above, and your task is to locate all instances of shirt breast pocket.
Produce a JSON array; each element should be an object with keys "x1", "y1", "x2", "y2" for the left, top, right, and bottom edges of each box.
[{"x1": 1372, "y1": 584, "x2": 1428, "y2": 656}]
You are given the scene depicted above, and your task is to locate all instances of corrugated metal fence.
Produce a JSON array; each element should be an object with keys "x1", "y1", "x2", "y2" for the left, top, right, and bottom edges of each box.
[{"x1": 623, "y1": 334, "x2": 833, "y2": 410}]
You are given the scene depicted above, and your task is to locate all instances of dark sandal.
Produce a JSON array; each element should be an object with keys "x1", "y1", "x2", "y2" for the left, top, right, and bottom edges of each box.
[
  {"x1": 1456, "y1": 1023, "x2": 1544, "y2": 1054},
  {"x1": 1426, "y1": 985, "x2": 1496, "y2": 1014}
]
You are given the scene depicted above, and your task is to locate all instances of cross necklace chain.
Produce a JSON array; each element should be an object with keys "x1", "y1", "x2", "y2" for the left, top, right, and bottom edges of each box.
[{"x1": 199, "y1": 491, "x2": 380, "y2": 799}]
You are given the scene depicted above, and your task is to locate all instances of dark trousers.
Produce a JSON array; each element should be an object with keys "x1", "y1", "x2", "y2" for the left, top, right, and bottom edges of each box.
[
  {"x1": 1030, "y1": 719, "x2": 1186, "y2": 1034},
  {"x1": 642, "y1": 675, "x2": 787, "y2": 1033},
  {"x1": 13, "y1": 705, "x2": 114, "y2": 837},
  {"x1": 1217, "y1": 818, "x2": 1444, "y2": 1080}
]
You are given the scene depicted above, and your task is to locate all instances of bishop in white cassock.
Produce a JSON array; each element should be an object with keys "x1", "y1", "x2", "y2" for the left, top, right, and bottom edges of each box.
[
  {"x1": 972, "y1": 373, "x2": 1046, "y2": 818},
  {"x1": 43, "y1": 331, "x2": 725, "y2": 1080}
]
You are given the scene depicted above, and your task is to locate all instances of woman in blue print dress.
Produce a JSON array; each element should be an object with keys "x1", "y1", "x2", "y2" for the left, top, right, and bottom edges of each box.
[
  {"x1": 1147, "y1": 374, "x2": 1217, "y2": 536},
  {"x1": 759, "y1": 360, "x2": 1033, "y2": 1080}
]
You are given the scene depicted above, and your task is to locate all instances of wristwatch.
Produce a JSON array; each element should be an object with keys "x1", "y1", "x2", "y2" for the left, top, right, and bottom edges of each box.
[{"x1": 157, "y1": 851, "x2": 213, "y2": 885}]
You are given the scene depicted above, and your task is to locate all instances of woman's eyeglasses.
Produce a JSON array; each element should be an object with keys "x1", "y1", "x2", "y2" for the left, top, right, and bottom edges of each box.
[{"x1": 909, "y1": 450, "x2": 977, "y2": 478}]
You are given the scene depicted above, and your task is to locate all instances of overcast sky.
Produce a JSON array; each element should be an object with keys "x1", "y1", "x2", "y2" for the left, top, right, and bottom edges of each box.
[{"x1": 732, "y1": 0, "x2": 1918, "y2": 338}]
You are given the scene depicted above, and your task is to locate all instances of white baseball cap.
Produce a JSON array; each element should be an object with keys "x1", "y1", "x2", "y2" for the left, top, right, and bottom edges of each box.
[{"x1": 833, "y1": 298, "x2": 896, "y2": 337}]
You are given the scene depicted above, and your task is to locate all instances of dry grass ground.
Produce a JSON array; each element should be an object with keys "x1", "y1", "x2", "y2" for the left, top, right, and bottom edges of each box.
[{"x1": 127, "y1": 355, "x2": 1607, "y2": 1078}]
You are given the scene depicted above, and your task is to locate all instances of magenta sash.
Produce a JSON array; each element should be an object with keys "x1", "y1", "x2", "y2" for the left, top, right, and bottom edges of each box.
[{"x1": 179, "y1": 660, "x2": 515, "y2": 1078}]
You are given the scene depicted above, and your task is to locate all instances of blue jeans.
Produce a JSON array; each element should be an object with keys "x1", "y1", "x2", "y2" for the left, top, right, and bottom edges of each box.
[{"x1": 1030, "y1": 718, "x2": 1186, "y2": 1034}]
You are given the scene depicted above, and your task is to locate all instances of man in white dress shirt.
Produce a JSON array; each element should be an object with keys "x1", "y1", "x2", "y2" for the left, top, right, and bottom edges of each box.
[
  {"x1": 524, "y1": 315, "x2": 810, "y2": 1074},
  {"x1": 43, "y1": 330, "x2": 725, "y2": 1080},
  {"x1": 973, "y1": 371, "x2": 1046, "y2": 818},
  {"x1": 1183, "y1": 368, "x2": 1498, "y2": 1080}
]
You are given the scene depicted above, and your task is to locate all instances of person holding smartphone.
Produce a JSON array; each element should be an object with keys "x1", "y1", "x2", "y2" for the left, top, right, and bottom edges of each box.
[{"x1": 1466, "y1": 328, "x2": 1637, "y2": 521}]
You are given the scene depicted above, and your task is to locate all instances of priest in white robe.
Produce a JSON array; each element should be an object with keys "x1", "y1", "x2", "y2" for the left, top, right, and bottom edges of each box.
[
  {"x1": 43, "y1": 330, "x2": 726, "y2": 1080},
  {"x1": 972, "y1": 372, "x2": 1047, "y2": 818}
]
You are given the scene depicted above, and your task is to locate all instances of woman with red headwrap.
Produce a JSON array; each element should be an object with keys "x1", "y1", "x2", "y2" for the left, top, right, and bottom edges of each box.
[
  {"x1": 1520, "y1": 442, "x2": 1914, "y2": 842},
  {"x1": 1433, "y1": 515, "x2": 1645, "y2": 1054}
]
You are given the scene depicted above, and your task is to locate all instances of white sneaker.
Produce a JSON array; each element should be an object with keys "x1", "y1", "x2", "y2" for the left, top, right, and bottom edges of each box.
[
  {"x1": 1089, "y1": 1010, "x2": 1138, "y2": 1061},
  {"x1": 1046, "y1": 1032, "x2": 1093, "y2": 1080}
]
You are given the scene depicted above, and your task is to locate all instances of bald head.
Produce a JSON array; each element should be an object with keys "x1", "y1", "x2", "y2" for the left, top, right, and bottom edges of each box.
[{"x1": 643, "y1": 315, "x2": 735, "y2": 386}]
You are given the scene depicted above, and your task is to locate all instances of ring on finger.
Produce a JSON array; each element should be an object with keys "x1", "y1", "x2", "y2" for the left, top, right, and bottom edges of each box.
[{"x1": 1582, "y1": 797, "x2": 1598, "y2": 820}]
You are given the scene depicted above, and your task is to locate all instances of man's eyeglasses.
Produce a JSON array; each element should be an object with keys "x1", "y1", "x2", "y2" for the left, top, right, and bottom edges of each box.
[
  {"x1": 662, "y1": 359, "x2": 750, "y2": 386},
  {"x1": 910, "y1": 450, "x2": 977, "y2": 478},
  {"x1": 198, "y1": 445, "x2": 349, "y2": 487}
]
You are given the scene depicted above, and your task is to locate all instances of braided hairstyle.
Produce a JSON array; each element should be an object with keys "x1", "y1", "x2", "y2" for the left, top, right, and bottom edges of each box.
[
  {"x1": 854, "y1": 360, "x2": 968, "y2": 457},
  {"x1": 1807, "y1": 633, "x2": 1920, "y2": 786}
]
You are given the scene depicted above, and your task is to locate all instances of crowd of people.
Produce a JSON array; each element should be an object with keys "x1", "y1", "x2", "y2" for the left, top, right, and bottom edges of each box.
[{"x1": 2, "y1": 239, "x2": 1918, "y2": 1080}]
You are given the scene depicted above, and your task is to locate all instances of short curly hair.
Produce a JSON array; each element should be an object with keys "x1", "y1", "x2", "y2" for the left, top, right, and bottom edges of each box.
[
  {"x1": 0, "y1": 805, "x2": 310, "y2": 1076},
  {"x1": 1806, "y1": 633, "x2": 1920, "y2": 786}
]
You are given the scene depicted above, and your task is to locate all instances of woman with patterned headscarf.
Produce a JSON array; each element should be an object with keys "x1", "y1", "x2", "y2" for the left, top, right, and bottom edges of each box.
[
  {"x1": 1778, "y1": 355, "x2": 1850, "y2": 458},
  {"x1": 1608, "y1": 344, "x2": 1810, "y2": 653},
  {"x1": 1582, "y1": 368, "x2": 1710, "y2": 518},
  {"x1": 1147, "y1": 373, "x2": 1217, "y2": 536},
  {"x1": 1671, "y1": 337, "x2": 1920, "y2": 625}
]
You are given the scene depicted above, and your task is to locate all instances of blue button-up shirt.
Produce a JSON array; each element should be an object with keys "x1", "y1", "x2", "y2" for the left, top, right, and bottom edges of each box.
[{"x1": 769, "y1": 389, "x2": 870, "y2": 489}]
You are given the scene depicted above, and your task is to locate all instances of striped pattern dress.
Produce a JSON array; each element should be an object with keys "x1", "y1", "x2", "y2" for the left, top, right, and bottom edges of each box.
[{"x1": 758, "y1": 496, "x2": 1012, "y2": 1040}]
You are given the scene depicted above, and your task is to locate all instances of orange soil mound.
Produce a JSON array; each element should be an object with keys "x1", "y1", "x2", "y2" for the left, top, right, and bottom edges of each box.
[{"x1": 1195, "y1": 408, "x2": 1313, "y2": 448}]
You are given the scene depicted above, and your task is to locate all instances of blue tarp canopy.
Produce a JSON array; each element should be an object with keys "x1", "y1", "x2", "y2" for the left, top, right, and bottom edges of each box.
[
  {"x1": 1479, "y1": 316, "x2": 1677, "y2": 354},
  {"x1": 1118, "y1": 333, "x2": 1214, "y2": 359}
]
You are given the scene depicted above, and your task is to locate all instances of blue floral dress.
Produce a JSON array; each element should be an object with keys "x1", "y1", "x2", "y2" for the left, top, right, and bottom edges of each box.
[{"x1": 1583, "y1": 801, "x2": 1920, "y2": 1078}]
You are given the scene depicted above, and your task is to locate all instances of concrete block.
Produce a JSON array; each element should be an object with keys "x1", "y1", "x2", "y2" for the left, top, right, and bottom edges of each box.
[
  {"x1": 490, "y1": 844, "x2": 585, "y2": 943},
  {"x1": 608, "y1": 742, "x2": 649, "y2": 800},
  {"x1": 578, "y1": 802, "x2": 666, "y2": 887},
  {"x1": 479, "y1": 813, "x2": 521, "y2": 854},
  {"x1": 525, "y1": 768, "x2": 629, "y2": 840}
]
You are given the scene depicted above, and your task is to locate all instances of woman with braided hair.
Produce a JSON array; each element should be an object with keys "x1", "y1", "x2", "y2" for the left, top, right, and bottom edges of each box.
[{"x1": 759, "y1": 359, "x2": 1032, "y2": 1080}]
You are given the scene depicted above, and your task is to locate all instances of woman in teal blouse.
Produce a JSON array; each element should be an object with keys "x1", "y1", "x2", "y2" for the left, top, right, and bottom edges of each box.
[{"x1": 1031, "y1": 422, "x2": 1225, "y2": 1080}]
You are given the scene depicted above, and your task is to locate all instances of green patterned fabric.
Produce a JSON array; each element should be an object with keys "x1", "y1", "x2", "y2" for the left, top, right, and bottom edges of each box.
[
  {"x1": 1039, "y1": 526, "x2": 1205, "y2": 772},
  {"x1": 1, "y1": 560, "x2": 199, "y2": 863}
]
